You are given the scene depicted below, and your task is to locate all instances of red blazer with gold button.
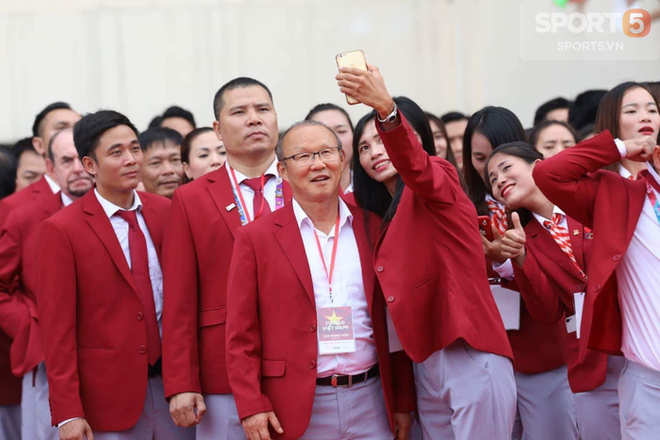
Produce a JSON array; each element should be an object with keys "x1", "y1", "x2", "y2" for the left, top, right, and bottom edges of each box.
[
  {"x1": 226, "y1": 202, "x2": 415, "y2": 440},
  {"x1": 512, "y1": 216, "x2": 608, "y2": 392},
  {"x1": 161, "y1": 165, "x2": 293, "y2": 398},
  {"x1": 35, "y1": 190, "x2": 170, "y2": 431},
  {"x1": 533, "y1": 130, "x2": 649, "y2": 382},
  {"x1": 0, "y1": 191, "x2": 62, "y2": 377},
  {"x1": 371, "y1": 115, "x2": 512, "y2": 363}
]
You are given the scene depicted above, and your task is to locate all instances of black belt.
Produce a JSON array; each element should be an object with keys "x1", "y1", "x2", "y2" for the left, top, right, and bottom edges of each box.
[
  {"x1": 148, "y1": 358, "x2": 162, "y2": 377},
  {"x1": 316, "y1": 364, "x2": 379, "y2": 388}
]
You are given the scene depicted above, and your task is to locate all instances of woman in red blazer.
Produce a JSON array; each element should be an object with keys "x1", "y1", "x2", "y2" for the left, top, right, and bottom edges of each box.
[
  {"x1": 485, "y1": 142, "x2": 623, "y2": 440},
  {"x1": 337, "y1": 64, "x2": 516, "y2": 439},
  {"x1": 462, "y1": 107, "x2": 575, "y2": 439}
]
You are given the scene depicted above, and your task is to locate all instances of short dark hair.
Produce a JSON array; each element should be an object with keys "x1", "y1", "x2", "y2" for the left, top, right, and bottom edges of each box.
[
  {"x1": 11, "y1": 137, "x2": 39, "y2": 162},
  {"x1": 440, "y1": 111, "x2": 468, "y2": 124},
  {"x1": 148, "y1": 116, "x2": 164, "y2": 129},
  {"x1": 73, "y1": 110, "x2": 139, "y2": 161},
  {"x1": 212, "y1": 77, "x2": 273, "y2": 120},
  {"x1": 181, "y1": 127, "x2": 215, "y2": 164},
  {"x1": 276, "y1": 120, "x2": 341, "y2": 162},
  {"x1": 32, "y1": 102, "x2": 73, "y2": 137},
  {"x1": 138, "y1": 127, "x2": 184, "y2": 153},
  {"x1": 162, "y1": 105, "x2": 196, "y2": 129},
  {"x1": 569, "y1": 90, "x2": 607, "y2": 131},
  {"x1": 0, "y1": 145, "x2": 18, "y2": 199},
  {"x1": 533, "y1": 97, "x2": 570, "y2": 126},
  {"x1": 529, "y1": 120, "x2": 580, "y2": 150},
  {"x1": 304, "y1": 103, "x2": 354, "y2": 132}
]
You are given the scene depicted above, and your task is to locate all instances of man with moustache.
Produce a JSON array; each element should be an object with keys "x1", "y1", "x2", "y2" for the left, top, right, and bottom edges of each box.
[
  {"x1": 162, "y1": 77, "x2": 293, "y2": 440},
  {"x1": 0, "y1": 128, "x2": 94, "y2": 440},
  {"x1": 35, "y1": 111, "x2": 194, "y2": 440},
  {"x1": 0, "y1": 102, "x2": 81, "y2": 225}
]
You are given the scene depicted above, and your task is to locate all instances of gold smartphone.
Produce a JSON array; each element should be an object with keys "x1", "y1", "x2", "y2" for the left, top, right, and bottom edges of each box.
[{"x1": 336, "y1": 50, "x2": 367, "y2": 105}]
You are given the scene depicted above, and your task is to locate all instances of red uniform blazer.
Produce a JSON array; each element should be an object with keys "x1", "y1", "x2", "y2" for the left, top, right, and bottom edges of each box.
[
  {"x1": 162, "y1": 165, "x2": 292, "y2": 398},
  {"x1": 226, "y1": 202, "x2": 415, "y2": 440},
  {"x1": 512, "y1": 217, "x2": 608, "y2": 392},
  {"x1": 372, "y1": 115, "x2": 512, "y2": 363},
  {"x1": 0, "y1": 191, "x2": 61, "y2": 376},
  {"x1": 0, "y1": 176, "x2": 53, "y2": 227},
  {"x1": 35, "y1": 190, "x2": 170, "y2": 430},
  {"x1": 533, "y1": 130, "x2": 648, "y2": 377},
  {"x1": 0, "y1": 331, "x2": 21, "y2": 406}
]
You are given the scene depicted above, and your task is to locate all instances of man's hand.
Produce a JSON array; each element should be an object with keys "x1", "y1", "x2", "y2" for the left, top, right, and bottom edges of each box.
[
  {"x1": 59, "y1": 418, "x2": 94, "y2": 440},
  {"x1": 623, "y1": 136, "x2": 656, "y2": 162},
  {"x1": 336, "y1": 64, "x2": 394, "y2": 119},
  {"x1": 169, "y1": 392, "x2": 206, "y2": 428},
  {"x1": 241, "y1": 411, "x2": 283, "y2": 440},
  {"x1": 394, "y1": 412, "x2": 412, "y2": 440},
  {"x1": 482, "y1": 224, "x2": 507, "y2": 264},
  {"x1": 501, "y1": 212, "x2": 526, "y2": 267}
]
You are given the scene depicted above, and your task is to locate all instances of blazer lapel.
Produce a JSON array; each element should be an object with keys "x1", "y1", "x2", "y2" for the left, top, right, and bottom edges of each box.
[
  {"x1": 207, "y1": 166, "x2": 243, "y2": 239},
  {"x1": 82, "y1": 191, "x2": 138, "y2": 293},
  {"x1": 348, "y1": 205, "x2": 376, "y2": 314},
  {"x1": 42, "y1": 191, "x2": 63, "y2": 219},
  {"x1": 528, "y1": 219, "x2": 585, "y2": 281},
  {"x1": 273, "y1": 205, "x2": 315, "y2": 305},
  {"x1": 567, "y1": 216, "x2": 586, "y2": 273}
]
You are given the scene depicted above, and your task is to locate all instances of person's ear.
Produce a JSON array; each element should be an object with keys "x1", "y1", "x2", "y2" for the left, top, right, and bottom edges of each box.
[
  {"x1": 82, "y1": 156, "x2": 96, "y2": 177},
  {"x1": 183, "y1": 162, "x2": 192, "y2": 180},
  {"x1": 653, "y1": 145, "x2": 660, "y2": 172},
  {"x1": 32, "y1": 137, "x2": 45, "y2": 157},
  {"x1": 45, "y1": 158, "x2": 55, "y2": 177},
  {"x1": 277, "y1": 162, "x2": 289, "y2": 183},
  {"x1": 213, "y1": 120, "x2": 222, "y2": 140}
]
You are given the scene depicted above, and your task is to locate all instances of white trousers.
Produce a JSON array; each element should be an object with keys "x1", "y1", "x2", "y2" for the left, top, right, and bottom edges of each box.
[
  {"x1": 618, "y1": 359, "x2": 660, "y2": 440},
  {"x1": 196, "y1": 394, "x2": 245, "y2": 440},
  {"x1": 0, "y1": 404, "x2": 21, "y2": 440},
  {"x1": 21, "y1": 362, "x2": 58, "y2": 440}
]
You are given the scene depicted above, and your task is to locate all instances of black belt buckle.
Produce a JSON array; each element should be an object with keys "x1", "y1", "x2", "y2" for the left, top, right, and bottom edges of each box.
[{"x1": 331, "y1": 373, "x2": 353, "y2": 388}]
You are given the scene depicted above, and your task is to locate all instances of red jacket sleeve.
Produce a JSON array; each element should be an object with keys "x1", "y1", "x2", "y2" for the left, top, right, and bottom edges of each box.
[
  {"x1": 0, "y1": 211, "x2": 31, "y2": 339},
  {"x1": 533, "y1": 130, "x2": 619, "y2": 228},
  {"x1": 161, "y1": 191, "x2": 202, "y2": 397},
  {"x1": 226, "y1": 227, "x2": 273, "y2": 420},
  {"x1": 511, "y1": 250, "x2": 564, "y2": 325},
  {"x1": 390, "y1": 350, "x2": 416, "y2": 413},
  {"x1": 35, "y1": 219, "x2": 85, "y2": 425},
  {"x1": 376, "y1": 114, "x2": 461, "y2": 206}
]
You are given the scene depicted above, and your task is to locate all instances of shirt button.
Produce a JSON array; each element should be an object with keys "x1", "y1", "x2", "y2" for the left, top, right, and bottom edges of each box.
[
  {"x1": 310, "y1": 324, "x2": 317, "y2": 332},
  {"x1": 387, "y1": 296, "x2": 395, "y2": 303},
  {"x1": 613, "y1": 255, "x2": 621, "y2": 262},
  {"x1": 377, "y1": 266, "x2": 384, "y2": 273},
  {"x1": 308, "y1": 360, "x2": 316, "y2": 369},
  {"x1": 136, "y1": 312, "x2": 144, "y2": 321},
  {"x1": 139, "y1": 345, "x2": 146, "y2": 354}
]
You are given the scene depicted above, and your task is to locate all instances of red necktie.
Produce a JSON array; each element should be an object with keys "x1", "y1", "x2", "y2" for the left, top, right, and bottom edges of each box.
[
  {"x1": 486, "y1": 198, "x2": 509, "y2": 236},
  {"x1": 243, "y1": 175, "x2": 273, "y2": 219},
  {"x1": 543, "y1": 213, "x2": 587, "y2": 280},
  {"x1": 115, "y1": 210, "x2": 161, "y2": 366}
]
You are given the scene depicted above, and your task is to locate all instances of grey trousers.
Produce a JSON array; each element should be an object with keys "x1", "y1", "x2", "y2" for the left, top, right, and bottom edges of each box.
[
  {"x1": 511, "y1": 365, "x2": 578, "y2": 440},
  {"x1": 574, "y1": 355, "x2": 624, "y2": 440},
  {"x1": 21, "y1": 362, "x2": 58, "y2": 440},
  {"x1": 0, "y1": 404, "x2": 20, "y2": 440},
  {"x1": 618, "y1": 359, "x2": 660, "y2": 440},
  {"x1": 300, "y1": 376, "x2": 392, "y2": 440},
  {"x1": 414, "y1": 340, "x2": 517, "y2": 440},
  {"x1": 93, "y1": 376, "x2": 195, "y2": 440},
  {"x1": 196, "y1": 394, "x2": 246, "y2": 440}
]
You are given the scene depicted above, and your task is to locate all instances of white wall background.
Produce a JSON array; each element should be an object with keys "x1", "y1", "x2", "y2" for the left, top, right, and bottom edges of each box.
[{"x1": 1, "y1": 0, "x2": 659, "y2": 143}]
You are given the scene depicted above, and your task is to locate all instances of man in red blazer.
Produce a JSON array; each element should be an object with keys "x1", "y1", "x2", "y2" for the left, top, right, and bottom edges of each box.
[
  {"x1": 534, "y1": 125, "x2": 660, "y2": 438},
  {"x1": 226, "y1": 120, "x2": 415, "y2": 440},
  {"x1": 162, "y1": 77, "x2": 292, "y2": 440},
  {"x1": 35, "y1": 110, "x2": 194, "y2": 440},
  {"x1": 0, "y1": 128, "x2": 94, "y2": 440}
]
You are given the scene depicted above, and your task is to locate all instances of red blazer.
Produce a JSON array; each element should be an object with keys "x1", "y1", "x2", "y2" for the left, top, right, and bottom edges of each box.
[
  {"x1": 0, "y1": 176, "x2": 53, "y2": 227},
  {"x1": 0, "y1": 191, "x2": 62, "y2": 377},
  {"x1": 162, "y1": 165, "x2": 293, "y2": 398},
  {"x1": 226, "y1": 202, "x2": 415, "y2": 440},
  {"x1": 512, "y1": 217, "x2": 608, "y2": 392},
  {"x1": 35, "y1": 190, "x2": 170, "y2": 430},
  {"x1": 533, "y1": 130, "x2": 647, "y2": 378},
  {"x1": 372, "y1": 115, "x2": 512, "y2": 363},
  {"x1": 0, "y1": 330, "x2": 21, "y2": 406}
]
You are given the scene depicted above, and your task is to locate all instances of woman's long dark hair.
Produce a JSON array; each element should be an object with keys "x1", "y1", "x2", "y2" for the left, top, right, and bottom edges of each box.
[
  {"x1": 352, "y1": 96, "x2": 436, "y2": 225},
  {"x1": 462, "y1": 106, "x2": 527, "y2": 215},
  {"x1": 484, "y1": 141, "x2": 543, "y2": 227}
]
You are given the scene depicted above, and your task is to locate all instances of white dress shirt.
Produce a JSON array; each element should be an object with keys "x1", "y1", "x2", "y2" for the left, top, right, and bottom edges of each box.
[
  {"x1": 45, "y1": 174, "x2": 60, "y2": 193},
  {"x1": 61, "y1": 192, "x2": 73, "y2": 207},
  {"x1": 532, "y1": 205, "x2": 569, "y2": 231},
  {"x1": 226, "y1": 159, "x2": 280, "y2": 221},
  {"x1": 293, "y1": 198, "x2": 378, "y2": 377}
]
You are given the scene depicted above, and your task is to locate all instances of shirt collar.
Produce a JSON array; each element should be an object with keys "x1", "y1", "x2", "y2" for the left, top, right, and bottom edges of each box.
[
  {"x1": 292, "y1": 197, "x2": 353, "y2": 237},
  {"x1": 61, "y1": 192, "x2": 73, "y2": 207},
  {"x1": 647, "y1": 162, "x2": 660, "y2": 186},
  {"x1": 226, "y1": 157, "x2": 279, "y2": 185},
  {"x1": 619, "y1": 164, "x2": 633, "y2": 180},
  {"x1": 94, "y1": 188, "x2": 143, "y2": 219},
  {"x1": 44, "y1": 174, "x2": 60, "y2": 194},
  {"x1": 533, "y1": 205, "x2": 566, "y2": 227}
]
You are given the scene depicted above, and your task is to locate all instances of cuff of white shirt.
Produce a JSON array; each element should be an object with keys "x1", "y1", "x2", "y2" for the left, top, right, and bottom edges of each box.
[
  {"x1": 57, "y1": 417, "x2": 82, "y2": 428},
  {"x1": 492, "y1": 259, "x2": 514, "y2": 280},
  {"x1": 614, "y1": 138, "x2": 627, "y2": 158}
]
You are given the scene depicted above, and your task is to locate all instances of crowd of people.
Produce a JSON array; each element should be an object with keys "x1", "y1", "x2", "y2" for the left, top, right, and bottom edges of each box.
[{"x1": 0, "y1": 65, "x2": 658, "y2": 440}]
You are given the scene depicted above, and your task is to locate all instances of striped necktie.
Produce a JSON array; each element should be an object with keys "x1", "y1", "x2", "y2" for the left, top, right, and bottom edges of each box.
[
  {"x1": 486, "y1": 198, "x2": 508, "y2": 236},
  {"x1": 543, "y1": 213, "x2": 587, "y2": 281}
]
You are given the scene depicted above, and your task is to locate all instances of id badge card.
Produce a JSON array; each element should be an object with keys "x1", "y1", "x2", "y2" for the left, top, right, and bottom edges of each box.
[
  {"x1": 317, "y1": 305, "x2": 356, "y2": 355},
  {"x1": 573, "y1": 292, "x2": 585, "y2": 339}
]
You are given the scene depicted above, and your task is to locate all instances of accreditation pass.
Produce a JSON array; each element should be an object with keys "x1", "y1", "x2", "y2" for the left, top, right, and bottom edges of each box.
[{"x1": 317, "y1": 305, "x2": 356, "y2": 355}]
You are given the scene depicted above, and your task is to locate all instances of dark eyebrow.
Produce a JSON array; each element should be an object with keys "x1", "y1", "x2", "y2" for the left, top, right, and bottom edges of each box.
[{"x1": 488, "y1": 159, "x2": 510, "y2": 178}]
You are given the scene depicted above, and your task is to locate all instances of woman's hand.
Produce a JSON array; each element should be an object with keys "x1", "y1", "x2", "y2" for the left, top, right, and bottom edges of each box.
[
  {"x1": 481, "y1": 225, "x2": 508, "y2": 264},
  {"x1": 336, "y1": 63, "x2": 394, "y2": 119},
  {"x1": 501, "y1": 212, "x2": 526, "y2": 267}
]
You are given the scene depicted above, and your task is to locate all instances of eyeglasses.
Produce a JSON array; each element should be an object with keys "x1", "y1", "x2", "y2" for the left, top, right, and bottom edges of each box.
[{"x1": 281, "y1": 147, "x2": 342, "y2": 166}]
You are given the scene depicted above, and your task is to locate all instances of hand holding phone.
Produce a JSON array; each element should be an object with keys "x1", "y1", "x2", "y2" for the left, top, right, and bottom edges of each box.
[
  {"x1": 335, "y1": 50, "x2": 368, "y2": 105},
  {"x1": 478, "y1": 216, "x2": 494, "y2": 242}
]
